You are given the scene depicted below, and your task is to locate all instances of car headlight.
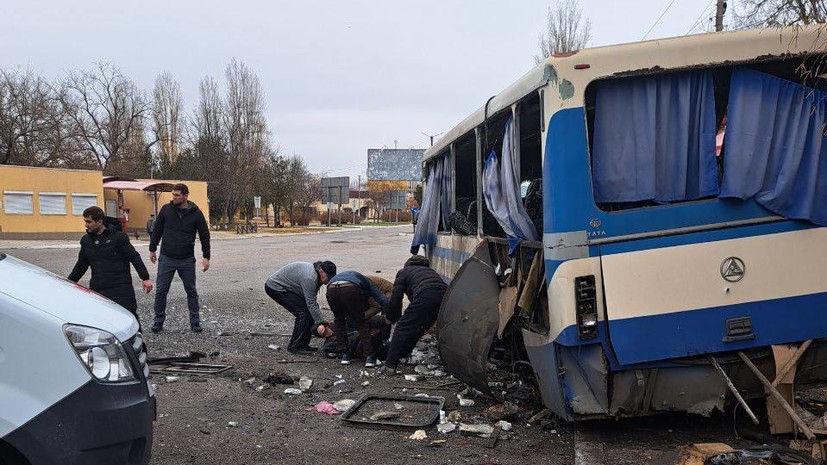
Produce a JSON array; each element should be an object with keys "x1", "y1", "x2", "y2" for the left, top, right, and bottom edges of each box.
[{"x1": 64, "y1": 325, "x2": 135, "y2": 382}]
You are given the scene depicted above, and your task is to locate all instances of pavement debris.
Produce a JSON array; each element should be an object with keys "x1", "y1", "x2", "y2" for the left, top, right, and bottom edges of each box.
[
  {"x1": 438, "y1": 423, "x2": 457, "y2": 434},
  {"x1": 307, "y1": 401, "x2": 340, "y2": 415},
  {"x1": 332, "y1": 399, "x2": 356, "y2": 412},
  {"x1": 284, "y1": 388, "x2": 303, "y2": 395},
  {"x1": 369, "y1": 411, "x2": 401, "y2": 421},
  {"x1": 263, "y1": 373, "x2": 294, "y2": 385},
  {"x1": 494, "y1": 420, "x2": 512, "y2": 432},
  {"x1": 408, "y1": 430, "x2": 427, "y2": 441},
  {"x1": 227, "y1": 421, "x2": 239, "y2": 427},
  {"x1": 165, "y1": 376, "x2": 181, "y2": 383},
  {"x1": 459, "y1": 423, "x2": 495, "y2": 438},
  {"x1": 299, "y1": 376, "x2": 313, "y2": 391}
]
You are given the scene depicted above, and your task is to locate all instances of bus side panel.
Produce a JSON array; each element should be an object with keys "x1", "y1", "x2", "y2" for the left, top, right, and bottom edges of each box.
[
  {"x1": 428, "y1": 234, "x2": 480, "y2": 282},
  {"x1": 601, "y1": 227, "x2": 827, "y2": 365}
]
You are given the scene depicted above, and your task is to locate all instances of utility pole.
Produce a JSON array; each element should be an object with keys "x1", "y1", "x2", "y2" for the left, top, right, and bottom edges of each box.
[
  {"x1": 715, "y1": 0, "x2": 727, "y2": 32},
  {"x1": 421, "y1": 131, "x2": 443, "y2": 147}
]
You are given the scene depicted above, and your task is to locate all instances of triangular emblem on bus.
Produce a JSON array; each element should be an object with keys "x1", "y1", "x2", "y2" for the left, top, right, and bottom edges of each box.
[{"x1": 721, "y1": 257, "x2": 746, "y2": 282}]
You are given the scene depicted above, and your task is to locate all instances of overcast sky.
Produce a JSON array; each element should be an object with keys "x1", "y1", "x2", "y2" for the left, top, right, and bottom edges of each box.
[{"x1": 4, "y1": 1, "x2": 729, "y2": 179}]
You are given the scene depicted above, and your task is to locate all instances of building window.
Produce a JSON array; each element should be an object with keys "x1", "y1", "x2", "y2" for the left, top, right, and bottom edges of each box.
[
  {"x1": 3, "y1": 191, "x2": 34, "y2": 215},
  {"x1": 71, "y1": 194, "x2": 98, "y2": 215},
  {"x1": 39, "y1": 192, "x2": 67, "y2": 215}
]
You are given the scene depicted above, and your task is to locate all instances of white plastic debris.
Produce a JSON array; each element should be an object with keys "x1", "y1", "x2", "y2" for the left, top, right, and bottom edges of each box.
[
  {"x1": 267, "y1": 344, "x2": 280, "y2": 351},
  {"x1": 495, "y1": 420, "x2": 512, "y2": 432},
  {"x1": 437, "y1": 423, "x2": 457, "y2": 434},
  {"x1": 404, "y1": 374, "x2": 423, "y2": 382},
  {"x1": 165, "y1": 376, "x2": 180, "y2": 383},
  {"x1": 457, "y1": 395, "x2": 475, "y2": 407},
  {"x1": 361, "y1": 381, "x2": 370, "y2": 386},
  {"x1": 283, "y1": 388, "x2": 303, "y2": 395},
  {"x1": 414, "y1": 393, "x2": 431, "y2": 398},
  {"x1": 332, "y1": 399, "x2": 356, "y2": 411},
  {"x1": 394, "y1": 402, "x2": 405, "y2": 411},
  {"x1": 333, "y1": 379, "x2": 346, "y2": 386},
  {"x1": 299, "y1": 376, "x2": 313, "y2": 391},
  {"x1": 255, "y1": 385, "x2": 270, "y2": 392},
  {"x1": 414, "y1": 365, "x2": 431, "y2": 375},
  {"x1": 459, "y1": 423, "x2": 495, "y2": 438},
  {"x1": 228, "y1": 421, "x2": 239, "y2": 427},
  {"x1": 409, "y1": 430, "x2": 427, "y2": 440}
]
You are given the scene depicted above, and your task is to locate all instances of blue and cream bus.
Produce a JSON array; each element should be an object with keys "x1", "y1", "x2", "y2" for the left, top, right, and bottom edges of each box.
[{"x1": 413, "y1": 26, "x2": 827, "y2": 420}]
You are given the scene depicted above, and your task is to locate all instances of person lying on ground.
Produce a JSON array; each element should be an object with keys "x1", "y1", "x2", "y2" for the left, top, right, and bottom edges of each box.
[{"x1": 325, "y1": 271, "x2": 389, "y2": 368}]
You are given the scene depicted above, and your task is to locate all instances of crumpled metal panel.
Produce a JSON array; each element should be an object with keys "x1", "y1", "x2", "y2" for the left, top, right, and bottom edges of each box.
[
  {"x1": 436, "y1": 241, "x2": 499, "y2": 397},
  {"x1": 559, "y1": 345, "x2": 609, "y2": 415}
]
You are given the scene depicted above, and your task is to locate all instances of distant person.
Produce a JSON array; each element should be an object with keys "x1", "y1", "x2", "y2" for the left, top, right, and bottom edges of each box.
[
  {"x1": 148, "y1": 183, "x2": 211, "y2": 333},
  {"x1": 68, "y1": 206, "x2": 153, "y2": 326},
  {"x1": 325, "y1": 270, "x2": 389, "y2": 367},
  {"x1": 265, "y1": 261, "x2": 337, "y2": 355},
  {"x1": 380, "y1": 255, "x2": 447, "y2": 375},
  {"x1": 146, "y1": 214, "x2": 155, "y2": 236}
]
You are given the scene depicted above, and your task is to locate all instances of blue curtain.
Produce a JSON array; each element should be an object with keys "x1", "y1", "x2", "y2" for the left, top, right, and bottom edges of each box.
[
  {"x1": 411, "y1": 156, "x2": 444, "y2": 254},
  {"x1": 483, "y1": 115, "x2": 539, "y2": 255},
  {"x1": 592, "y1": 70, "x2": 719, "y2": 203},
  {"x1": 721, "y1": 68, "x2": 827, "y2": 225}
]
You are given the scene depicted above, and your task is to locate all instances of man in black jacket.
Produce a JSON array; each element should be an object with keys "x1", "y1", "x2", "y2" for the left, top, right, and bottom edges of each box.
[
  {"x1": 380, "y1": 255, "x2": 447, "y2": 374},
  {"x1": 69, "y1": 206, "x2": 153, "y2": 325},
  {"x1": 148, "y1": 183, "x2": 211, "y2": 333}
]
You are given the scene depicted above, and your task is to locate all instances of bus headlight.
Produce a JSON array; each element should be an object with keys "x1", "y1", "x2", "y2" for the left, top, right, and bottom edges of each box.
[{"x1": 64, "y1": 325, "x2": 135, "y2": 382}]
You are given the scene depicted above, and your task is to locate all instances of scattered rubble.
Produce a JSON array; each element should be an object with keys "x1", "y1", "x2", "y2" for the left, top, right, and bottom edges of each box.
[
  {"x1": 369, "y1": 411, "x2": 401, "y2": 421},
  {"x1": 308, "y1": 402, "x2": 340, "y2": 415},
  {"x1": 459, "y1": 424, "x2": 495, "y2": 438},
  {"x1": 227, "y1": 421, "x2": 239, "y2": 427},
  {"x1": 299, "y1": 376, "x2": 313, "y2": 391},
  {"x1": 284, "y1": 388, "x2": 303, "y2": 395},
  {"x1": 494, "y1": 420, "x2": 512, "y2": 432},
  {"x1": 332, "y1": 399, "x2": 356, "y2": 412},
  {"x1": 437, "y1": 423, "x2": 457, "y2": 434},
  {"x1": 408, "y1": 430, "x2": 427, "y2": 440},
  {"x1": 263, "y1": 373, "x2": 294, "y2": 385}
]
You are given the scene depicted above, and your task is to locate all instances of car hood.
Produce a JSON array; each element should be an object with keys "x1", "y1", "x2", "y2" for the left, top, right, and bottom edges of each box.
[{"x1": 0, "y1": 254, "x2": 138, "y2": 342}]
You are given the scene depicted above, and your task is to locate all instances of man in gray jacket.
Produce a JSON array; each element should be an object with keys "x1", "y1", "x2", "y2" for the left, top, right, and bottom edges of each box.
[{"x1": 265, "y1": 261, "x2": 336, "y2": 355}]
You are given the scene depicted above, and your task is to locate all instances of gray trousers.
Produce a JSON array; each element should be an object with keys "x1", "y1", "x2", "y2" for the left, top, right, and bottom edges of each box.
[{"x1": 153, "y1": 254, "x2": 200, "y2": 326}]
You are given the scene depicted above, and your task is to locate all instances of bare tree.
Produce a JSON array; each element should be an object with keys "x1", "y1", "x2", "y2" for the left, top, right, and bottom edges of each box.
[
  {"x1": 0, "y1": 68, "x2": 83, "y2": 167},
  {"x1": 220, "y1": 58, "x2": 269, "y2": 222},
  {"x1": 152, "y1": 72, "x2": 183, "y2": 166},
  {"x1": 535, "y1": 0, "x2": 592, "y2": 64},
  {"x1": 60, "y1": 63, "x2": 152, "y2": 172},
  {"x1": 733, "y1": 0, "x2": 826, "y2": 28}
]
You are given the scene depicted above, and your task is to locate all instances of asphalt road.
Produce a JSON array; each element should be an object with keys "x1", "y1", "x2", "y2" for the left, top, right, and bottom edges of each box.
[{"x1": 4, "y1": 226, "x2": 787, "y2": 465}]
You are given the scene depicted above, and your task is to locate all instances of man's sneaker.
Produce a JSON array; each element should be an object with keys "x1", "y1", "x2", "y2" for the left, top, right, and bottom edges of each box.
[
  {"x1": 378, "y1": 365, "x2": 398, "y2": 376},
  {"x1": 364, "y1": 356, "x2": 378, "y2": 368},
  {"x1": 191, "y1": 324, "x2": 203, "y2": 333},
  {"x1": 340, "y1": 353, "x2": 352, "y2": 365},
  {"x1": 150, "y1": 324, "x2": 163, "y2": 333}
]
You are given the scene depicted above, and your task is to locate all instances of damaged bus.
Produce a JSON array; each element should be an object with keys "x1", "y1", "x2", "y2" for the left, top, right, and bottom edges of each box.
[{"x1": 412, "y1": 26, "x2": 827, "y2": 421}]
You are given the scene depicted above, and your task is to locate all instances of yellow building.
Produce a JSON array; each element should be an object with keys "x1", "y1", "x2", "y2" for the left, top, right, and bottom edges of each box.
[
  {"x1": 0, "y1": 165, "x2": 209, "y2": 239},
  {"x1": 0, "y1": 165, "x2": 104, "y2": 239}
]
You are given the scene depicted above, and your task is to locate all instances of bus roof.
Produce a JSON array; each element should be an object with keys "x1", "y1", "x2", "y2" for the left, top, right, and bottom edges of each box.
[{"x1": 423, "y1": 26, "x2": 826, "y2": 163}]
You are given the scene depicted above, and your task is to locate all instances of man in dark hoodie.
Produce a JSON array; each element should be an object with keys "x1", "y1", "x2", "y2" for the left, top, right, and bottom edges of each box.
[
  {"x1": 148, "y1": 183, "x2": 211, "y2": 333},
  {"x1": 380, "y1": 255, "x2": 447, "y2": 374},
  {"x1": 69, "y1": 206, "x2": 153, "y2": 325}
]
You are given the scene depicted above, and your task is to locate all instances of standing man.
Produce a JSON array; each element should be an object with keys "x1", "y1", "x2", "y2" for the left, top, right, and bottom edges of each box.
[
  {"x1": 325, "y1": 271, "x2": 389, "y2": 367},
  {"x1": 68, "y1": 206, "x2": 153, "y2": 325},
  {"x1": 148, "y1": 183, "x2": 211, "y2": 333},
  {"x1": 380, "y1": 255, "x2": 447, "y2": 375},
  {"x1": 265, "y1": 261, "x2": 337, "y2": 355}
]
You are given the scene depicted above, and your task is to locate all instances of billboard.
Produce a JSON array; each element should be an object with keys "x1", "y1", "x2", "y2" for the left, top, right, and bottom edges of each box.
[
  {"x1": 367, "y1": 149, "x2": 424, "y2": 181},
  {"x1": 321, "y1": 177, "x2": 350, "y2": 204}
]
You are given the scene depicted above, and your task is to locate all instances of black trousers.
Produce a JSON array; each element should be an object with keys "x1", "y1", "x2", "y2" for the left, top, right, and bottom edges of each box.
[
  {"x1": 385, "y1": 289, "x2": 445, "y2": 368},
  {"x1": 326, "y1": 284, "x2": 375, "y2": 358},
  {"x1": 265, "y1": 285, "x2": 312, "y2": 351}
]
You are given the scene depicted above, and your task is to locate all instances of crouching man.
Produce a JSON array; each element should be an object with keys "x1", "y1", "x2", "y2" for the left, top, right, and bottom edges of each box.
[
  {"x1": 380, "y1": 255, "x2": 447, "y2": 375},
  {"x1": 325, "y1": 271, "x2": 388, "y2": 368}
]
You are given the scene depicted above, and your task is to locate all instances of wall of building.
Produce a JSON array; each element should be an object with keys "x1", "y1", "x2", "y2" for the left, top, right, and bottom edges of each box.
[{"x1": 0, "y1": 165, "x2": 103, "y2": 238}]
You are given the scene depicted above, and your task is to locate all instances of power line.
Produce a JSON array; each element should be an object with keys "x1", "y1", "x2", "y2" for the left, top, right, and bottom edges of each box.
[
  {"x1": 642, "y1": 0, "x2": 679, "y2": 41},
  {"x1": 686, "y1": 0, "x2": 716, "y2": 35}
]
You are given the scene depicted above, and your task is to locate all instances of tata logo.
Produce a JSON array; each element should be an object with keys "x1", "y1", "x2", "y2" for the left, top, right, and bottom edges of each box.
[{"x1": 720, "y1": 257, "x2": 746, "y2": 282}]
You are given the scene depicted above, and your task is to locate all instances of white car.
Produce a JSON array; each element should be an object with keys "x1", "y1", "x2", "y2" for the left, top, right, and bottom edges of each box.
[{"x1": 0, "y1": 252, "x2": 155, "y2": 465}]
